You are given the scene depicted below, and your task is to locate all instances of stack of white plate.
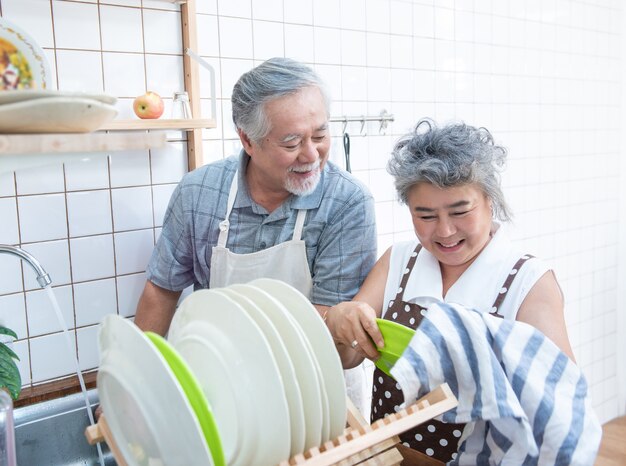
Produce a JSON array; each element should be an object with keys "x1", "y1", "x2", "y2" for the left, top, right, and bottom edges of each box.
[
  {"x1": 0, "y1": 89, "x2": 118, "y2": 133},
  {"x1": 98, "y1": 279, "x2": 347, "y2": 466},
  {"x1": 98, "y1": 314, "x2": 219, "y2": 466}
]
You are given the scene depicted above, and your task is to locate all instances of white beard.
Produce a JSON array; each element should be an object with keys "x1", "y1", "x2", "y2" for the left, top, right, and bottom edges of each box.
[{"x1": 285, "y1": 162, "x2": 321, "y2": 196}]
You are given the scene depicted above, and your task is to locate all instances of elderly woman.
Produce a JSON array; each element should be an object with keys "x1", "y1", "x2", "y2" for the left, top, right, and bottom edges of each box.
[{"x1": 325, "y1": 119, "x2": 575, "y2": 463}]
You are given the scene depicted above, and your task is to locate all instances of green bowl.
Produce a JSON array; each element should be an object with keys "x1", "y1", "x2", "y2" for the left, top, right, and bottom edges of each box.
[
  {"x1": 374, "y1": 318, "x2": 416, "y2": 378},
  {"x1": 146, "y1": 332, "x2": 226, "y2": 466}
]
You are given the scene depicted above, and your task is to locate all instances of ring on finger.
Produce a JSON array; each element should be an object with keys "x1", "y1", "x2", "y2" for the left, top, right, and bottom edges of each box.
[{"x1": 350, "y1": 339, "x2": 358, "y2": 349}]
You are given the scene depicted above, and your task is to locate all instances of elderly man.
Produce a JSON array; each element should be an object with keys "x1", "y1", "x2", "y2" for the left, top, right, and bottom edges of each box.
[{"x1": 134, "y1": 57, "x2": 377, "y2": 340}]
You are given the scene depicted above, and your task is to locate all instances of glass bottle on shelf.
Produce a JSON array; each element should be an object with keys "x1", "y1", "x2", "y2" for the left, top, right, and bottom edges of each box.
[{"x1": 171, "y1": 91, "x2": 192, "y2": 119}]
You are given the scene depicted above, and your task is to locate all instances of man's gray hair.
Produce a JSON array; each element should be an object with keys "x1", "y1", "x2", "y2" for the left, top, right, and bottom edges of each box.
[
  {"x1": 387, "y1": 119, "x2": 513, "y2": 222},
  {"x1": 231, "y1": 57, "x2": 330, "y2": 143}
]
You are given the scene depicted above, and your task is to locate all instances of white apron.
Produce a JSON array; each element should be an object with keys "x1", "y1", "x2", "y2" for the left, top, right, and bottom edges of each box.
[
  {"x1": 209, "y1": 171, "x2": 313, "y2": 297},
  {"x1": 210, "y1": 171, "x2": 366, "y2": 416}
]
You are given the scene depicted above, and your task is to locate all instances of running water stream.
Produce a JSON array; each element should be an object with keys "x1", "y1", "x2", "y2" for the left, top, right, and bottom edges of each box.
[{"x1": 43, "y1": 286, "x2": 105, "y2": 466}]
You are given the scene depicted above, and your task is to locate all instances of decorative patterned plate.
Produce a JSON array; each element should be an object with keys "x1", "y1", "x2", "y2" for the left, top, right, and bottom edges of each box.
[{"x1": 0, "y1": 18, "x2": 51, "y2": 90}]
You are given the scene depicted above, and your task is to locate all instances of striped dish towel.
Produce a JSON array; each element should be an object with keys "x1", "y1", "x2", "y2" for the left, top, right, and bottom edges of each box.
[{"x1": 390, "y1": 302, "x2": 601, "y2": 465}]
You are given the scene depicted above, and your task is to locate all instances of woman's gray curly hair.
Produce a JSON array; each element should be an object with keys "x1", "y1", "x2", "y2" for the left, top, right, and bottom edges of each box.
[{"x1": 387, "y1": 118, "x2": 512, "y2": 222}]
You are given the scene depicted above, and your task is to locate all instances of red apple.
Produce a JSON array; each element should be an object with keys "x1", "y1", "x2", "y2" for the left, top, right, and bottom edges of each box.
[{"x1": 133, "y1": 91, "x2": 164, "y2": 119}]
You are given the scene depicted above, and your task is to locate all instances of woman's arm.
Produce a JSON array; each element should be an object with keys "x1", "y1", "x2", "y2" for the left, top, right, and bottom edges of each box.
[
  {"x1": 516, "y1": 270, "x2": 576, "y2": 362},
  {"x1": 325, "y1": 247, "x2": 392, "y2": 369}
]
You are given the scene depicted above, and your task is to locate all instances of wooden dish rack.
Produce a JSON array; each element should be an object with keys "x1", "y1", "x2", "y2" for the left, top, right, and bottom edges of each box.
[{"x1": 85, "y1": 383, "x2": 457, "y2": 466}]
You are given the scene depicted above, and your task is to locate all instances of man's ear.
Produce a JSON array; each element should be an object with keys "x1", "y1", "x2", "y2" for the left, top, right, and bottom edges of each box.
[{"x1": 238, "y1": 128, "x2": 254, "y2": 155}]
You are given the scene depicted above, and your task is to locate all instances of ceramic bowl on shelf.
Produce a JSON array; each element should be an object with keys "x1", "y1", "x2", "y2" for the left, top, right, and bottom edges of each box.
[{"x1": 0, "y1": 97, "x2": 117, "y2": 133}]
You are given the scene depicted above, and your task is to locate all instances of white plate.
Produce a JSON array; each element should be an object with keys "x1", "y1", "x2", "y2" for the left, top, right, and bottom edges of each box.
[
  {"x1": 0, "y1": 18, "x2": 51, "y2": 90},
  {"x1": 98, "y1": 315, "x2": 213, "y2": 466},
  {"x1": 0, "y1": 89, "x2": 117, "y2": 106},
  {"x1": 0, "y1": 96, "x2": 117, "y2": 133},
  {"x1": 216, "y1": 287, "x2": 306, "y2": 457},
  {"x1": 251, "y1": 278, "x2": 347, "y2": 440},
  {"x1": 228, "y1": 284, "x2": 328, "y2": 448},
  {"x1": 169, "y1": 289, "x2": 291, "y2": 466}
]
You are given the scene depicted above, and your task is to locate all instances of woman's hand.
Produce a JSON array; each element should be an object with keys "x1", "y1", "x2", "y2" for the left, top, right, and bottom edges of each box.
[
  {"x1": 323, "y1": 246, "x2": 391, "y2": 369},
  {"x1": 326, "y1": 301, "x2": 384, "y2": 363}
]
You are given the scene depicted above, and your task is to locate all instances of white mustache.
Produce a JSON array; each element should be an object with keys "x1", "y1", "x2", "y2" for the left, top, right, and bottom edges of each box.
[{"x1": 288, "y1": 161, "x2": 320, "y2": 173}]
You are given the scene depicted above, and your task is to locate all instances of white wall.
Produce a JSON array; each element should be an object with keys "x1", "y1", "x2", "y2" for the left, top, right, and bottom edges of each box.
[{"x1": 0, "y1": 0, "x2": 623, "y2": 423}]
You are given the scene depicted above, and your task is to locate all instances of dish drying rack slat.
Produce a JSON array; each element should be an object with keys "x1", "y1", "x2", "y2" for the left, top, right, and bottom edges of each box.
[
  {"x1": 282, "y1": 383, "x2": 457, "y2": 466},
  {"x1": 85, "y1": 414, "x2": 128, "y2": 466},
  {"x1": 85, "y1": 383, "x2": 457, "y2": 466}
]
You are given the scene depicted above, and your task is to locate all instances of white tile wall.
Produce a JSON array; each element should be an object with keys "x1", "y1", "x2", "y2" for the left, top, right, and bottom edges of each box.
[
  {"x1": 26, "y1": 285, "x2": 74, "y2": 336},
  {"x1": 17, "y1": 194, "x2": 68, "y2": 243},
  {"x1": 0, "y1": 0, "x2": 623, "y2": 428},
  {"x1": 69, "y1": 235, "x2": 116, "y2": 282},
  {"x1": 102, "y1": 52, "x2": 147, "y2": 97},
  {"x1": 0, "y1": 293, "x2": 27, "y2": 340},
  {"x1": 66, "y1": 191, "x2": 113, "y2": 237},
  {"x1": 99, "y1": 5, "x2": 144, "y2": 53},
  {"x1": 21, "y1": 241, "x2": 72, "y2": 290},
  {"x1": 74, "y1": 278, "x2": 117, "y2": 327},
  {"x1": 55, "y1": 50, "x2": 104, "y2": 92},
  {"x1": 52, "y1": 1, "x2": 101, "y2": 50}
]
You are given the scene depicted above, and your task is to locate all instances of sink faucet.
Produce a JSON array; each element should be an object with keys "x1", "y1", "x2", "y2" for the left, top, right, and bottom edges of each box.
[{"x1": 0, "y1": 244, "x2": 52, "y2": 288}]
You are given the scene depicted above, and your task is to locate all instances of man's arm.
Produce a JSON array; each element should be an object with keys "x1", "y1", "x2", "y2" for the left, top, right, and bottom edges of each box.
[
  {"x1": 310, "y1": 187, "x2": 378, "y2": 306},
  {"x1": 133, "y1": 281, "x2": 182, "y2": 336}
]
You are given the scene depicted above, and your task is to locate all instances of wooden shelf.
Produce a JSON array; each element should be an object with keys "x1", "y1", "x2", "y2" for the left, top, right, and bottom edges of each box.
[
  {"x1": 0, "y1": 132, "x2": 167, "y2": 155},
  {"x1": 0, "y1": 0, "x2": 212, "y2": 171},
  {"x1": 99, "y1": 118, "x2": 216, "y2": 131}
]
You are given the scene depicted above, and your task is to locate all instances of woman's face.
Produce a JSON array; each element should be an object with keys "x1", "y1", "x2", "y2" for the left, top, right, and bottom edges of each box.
[{"x1": 407, "y1": 182, "x2": 494, "y2": 275}]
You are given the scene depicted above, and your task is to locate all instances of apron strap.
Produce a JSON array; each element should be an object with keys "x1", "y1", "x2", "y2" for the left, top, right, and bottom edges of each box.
[
  {"x1": 218, "y1": 171, "x2": 307, "y2": 247},
  {"x1": 489, "y1": 253, "x2": 535, "y2": 318},
  {"x1": 217, "y1": 172, "x2": 238, "y2": 248},
  {"x1": 292, "y1": 209, "x2": 307, "y2": 241}
]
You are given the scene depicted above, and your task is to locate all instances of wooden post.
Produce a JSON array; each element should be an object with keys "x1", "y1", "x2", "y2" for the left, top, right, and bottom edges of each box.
[{"x1": 181, "y1": 0, "x2": 203, "y2": 170}]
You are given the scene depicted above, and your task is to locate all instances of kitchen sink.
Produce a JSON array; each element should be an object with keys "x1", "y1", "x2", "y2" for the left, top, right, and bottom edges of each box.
[{"x1": 14, "y1": 388, "x2": 115, "y2": 466}]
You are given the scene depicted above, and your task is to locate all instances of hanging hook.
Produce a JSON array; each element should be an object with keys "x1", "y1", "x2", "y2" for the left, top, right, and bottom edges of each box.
[
  {"x1": 360, "y1": 116, "x2": 366, "y2": 136},
  {"x1": 341, "y1": 117, "x2": 348, "y2": 135},
  {"x1": 379, "y1": 109, "x2": 389, "y2": 135},
  {"x1": 343, "y1": 132, "x2": 351, "y2": 173}
]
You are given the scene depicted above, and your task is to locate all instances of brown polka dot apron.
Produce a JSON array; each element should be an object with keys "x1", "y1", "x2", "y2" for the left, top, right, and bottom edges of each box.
[{"x1": 371, "y1": 244, "x2": 534, "y2": 463}]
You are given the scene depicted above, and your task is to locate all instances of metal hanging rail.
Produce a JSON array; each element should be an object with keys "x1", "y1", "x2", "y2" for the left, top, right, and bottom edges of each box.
[{"x1": 330, "y1": 109, "x2": 394, "y2": 135}]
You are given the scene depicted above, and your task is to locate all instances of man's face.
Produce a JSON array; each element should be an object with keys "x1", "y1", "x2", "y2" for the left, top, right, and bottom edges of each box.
[{"x1": 242, "y1": 86, "x2": 331, "y2": 197}]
